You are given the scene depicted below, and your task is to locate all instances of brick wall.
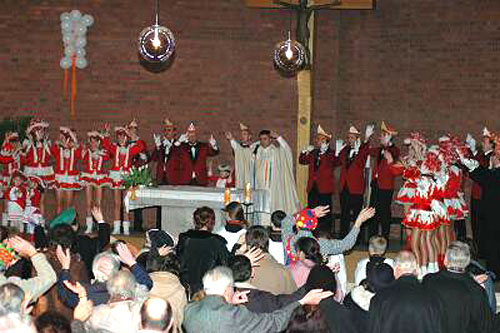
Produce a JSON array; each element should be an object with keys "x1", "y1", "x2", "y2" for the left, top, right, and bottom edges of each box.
[{"x1": 0, "y1": 0, "x2": 499, "y2": 224}]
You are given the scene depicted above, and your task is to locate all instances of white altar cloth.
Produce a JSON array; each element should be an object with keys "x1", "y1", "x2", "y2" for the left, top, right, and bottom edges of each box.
[{"x1": 124, "y1": 186, "x2": 270, "y2": 237}]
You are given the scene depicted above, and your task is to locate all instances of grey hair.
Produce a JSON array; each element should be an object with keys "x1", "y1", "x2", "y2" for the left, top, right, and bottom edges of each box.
[
  {"x1": 0, "y1": 313, "x2": 35, "y2": 333},
  {"x1": 92, "y1": 252, "x2": 121, "y2": 283},
  {"x1": 394, "y1": 251, "x2": 418, "y2": 276},
  {"x1": 202, "y1": 266, "x2": 234, "y2": 296},
  {"x1": 0, "y1": 284, "x2": 25, "y2": 315},
  {"x1": 368, "y1": 236, "x2": 388, "y2": 256},
  {"x1": 445, "y1": 241, "x2": 471, "y2": 271},
  {"x1": 106, "y1": 270, "x2": 137, "y2": 300}
]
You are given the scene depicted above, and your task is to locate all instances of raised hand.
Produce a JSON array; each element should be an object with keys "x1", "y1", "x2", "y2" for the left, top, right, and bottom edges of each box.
[
  {"x1": 74, "y1": 298, "x2": 94, "y2": 322},
  {"x1": 56, "y1": 245, "x2": 71, "y2": 270},
  {"x1": 157, "y1": 245, "x2": 173, "y2": 257},
  {"x1": 90, "y1": 206, "x2": 103, "y2": 222},
  {"x1": 299, "y1": 289, "x2": 334, "y2": 305},
  {"x1": 9, "y1": 236, "x2": 37, "y2": 258},
  {"x1": 365, "y1": 124, "x2": 375, "y2": 141},
  {"x1": 354, "y1": 207, "x2": 376, "y2": 228},
  {"x1": 225, "y1": 131, "x2": 233, "y2": 141},
  {"x1": 116, "y1": 242, "x2": 136, "y2": 267},
  {"x1": 63, "y1": 280, "x2": 87, "y2": 299},
  {"x1": 153, "y1": 133, "x2": 162, "y2": 148},
  {"x1": 231, "y1": 290, "x2": 250, "y2": 305},
  {"x1": 243, "y1": 247, "x2": 265, "y2": 267},
  {"x1": 270, "y1": 131, "x2": 279, "y2": 139},
  {"x1": 312, "y1": 205, "x2": 330, "y2": 219}
]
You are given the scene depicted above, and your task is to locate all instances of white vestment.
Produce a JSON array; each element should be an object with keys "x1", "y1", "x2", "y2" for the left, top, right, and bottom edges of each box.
[
  {"x1": 230, "y1": 139, "x2": 255, "y2": 189},
  {"x1": 253, "y1": 137, "x2": 300, "y2": 224}
]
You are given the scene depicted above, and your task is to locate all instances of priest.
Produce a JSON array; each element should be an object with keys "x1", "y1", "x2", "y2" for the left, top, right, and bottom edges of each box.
[
  {"x1": 299, "y1": 125, "x2": 340, "y2": 232},
  {"x1": 225, "y1": 123, "x2": 255, "y2": 189},
  {"x1": 252, "y1": 130, "x2": 299, "y2": 225}
]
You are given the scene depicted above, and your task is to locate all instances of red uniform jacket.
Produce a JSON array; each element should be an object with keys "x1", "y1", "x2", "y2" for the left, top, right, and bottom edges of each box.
[
  {"x1": 176, "y1": 142, "x2": 219, "y2": 186},
  {"x1": 299, "y1": 148, "x2": 340, "y2": 194},
  {"x1": 102, "y1": 137, "x2": 145, "y2": 172},
  {"x1": 470, "y1": 150, "x2": 493, "y2": 200},
  {"x1": 338, "y1": 142, "x2": 370, "y2": 195},
  {"x1": 369, "y1": 145, "x2": 401, "y2": 190},
  {"x1": 150, "y1": 140, "x2": 180, "y2": 185},
  {"x1": 50, "y1": 144, "x2": 82, "y2": 176},
  {"x1": 0, "y1": 142, "x2": 22, "y2": 178}
]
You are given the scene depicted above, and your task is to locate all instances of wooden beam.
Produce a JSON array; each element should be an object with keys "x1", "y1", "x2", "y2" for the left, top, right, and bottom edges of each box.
[{"x1": 244, "y1": 0, "x2": 374, "y2": 10}]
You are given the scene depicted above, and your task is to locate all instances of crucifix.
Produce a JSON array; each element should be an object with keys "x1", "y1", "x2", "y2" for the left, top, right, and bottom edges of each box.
[{"x1": 244, "y1": 0, "x2": 374, "y2": 205}]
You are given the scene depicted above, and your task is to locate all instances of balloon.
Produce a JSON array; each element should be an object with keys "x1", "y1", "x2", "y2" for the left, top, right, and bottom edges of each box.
[
  {"x1": 75, "y1": 57, "x2": 88, "y2": 69},
  {"x1": 60, "y1": 57, "x2": 72, "y2": 69},
  {"x1": 75, "y1": 24, "x2": 87, "y2": 36},
  {"x1": 70, "y1": 9, "x2": 82, "y2": 20},
  {"x1": 75, "y1": 36, "x2": 87, "y2": 48},
  {"x1": 81, "y1": 14, "x2": 94, "y2": 27},
  {"x1": 62, "y1": 34, "x2": 72, "y2": 45},
  {"x1": 60, "y1": 12, "x2": 71, "y2": 22},
  {"x1": 61, "y1": 21, "x2": 72, "y2": 32},
  {"x1": 75, "y1": 47, "x2": 86, "y2": 58},
  {"x1": 64, "y1": 46, "x2": 76, "y2": 57}
]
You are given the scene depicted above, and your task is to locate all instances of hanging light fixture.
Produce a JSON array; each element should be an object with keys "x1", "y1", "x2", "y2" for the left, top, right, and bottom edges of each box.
[
  {"x1": 138, "y1": 0, "x2": 175, "y2": 63},
  {"x1": 273, "y1": 31, "x2": 306, "y2": 74}
]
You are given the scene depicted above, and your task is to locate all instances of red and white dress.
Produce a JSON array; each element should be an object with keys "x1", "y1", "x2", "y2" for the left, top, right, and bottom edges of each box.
[
  {"x1": 102, "y1": 137, "x2": 145, "y2": 190},
  {"x1": 395, "y1": 159, "x2": 422, "y2": 206},
  {"x1": 23, "y1": 182, "x2": 44, "y2": 226},
  {"x1": 442, "y1": 165, "x2": 468, "y2": 221},
  {"x1": 0, "y1": 142, "x2": 22, "y2": 195},
  {"x1": 4, "y1": 185, "x2": 26, "y2": 223},
  {"x1": 51, "y1": 143, "x2": 83, "y2": 191},
  {"x1": 80, "y1": 148, "x2": 111, "y2": 187},
  {"x1": 23, "y1": 139, "x2": 55, "y2": 188}
]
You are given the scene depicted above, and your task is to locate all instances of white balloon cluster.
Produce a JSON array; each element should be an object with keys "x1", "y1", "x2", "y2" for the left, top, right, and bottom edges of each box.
[{"x1": 59, "y1": 10, "x2": 94, "y2": 70}]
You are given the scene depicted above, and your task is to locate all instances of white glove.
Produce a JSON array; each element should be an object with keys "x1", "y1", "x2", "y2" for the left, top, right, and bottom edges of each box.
[
  {"x1": 177, "y1": 133, "x2": 187, "y2": 143},
  {"x1": 365, "y1": 124, "x2": 375, "y2": 141},
  {"x1": 335, "y1": 139, "x2": 345, "y2": 157},
  {"x1": 209, "y1": 135, "x2": 218, "y2": 149},
  {"x1": 153, "y1": 134, "x2": 161, "y2": 148},
  {"x1": 353, "y1": 138, "x2": 361, "y2": 153},
  {"x1": 302, "y1": 145, "x2": 314, "y2": 153},
  {"x1": 460, "y1": 155, "x2": 479, "y2": 172},
  {"x1": 465, "y1": 134, "x2": 477, "y2": 154}
]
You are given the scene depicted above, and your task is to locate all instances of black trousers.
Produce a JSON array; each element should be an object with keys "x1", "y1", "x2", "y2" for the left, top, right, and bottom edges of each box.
[
  {"x1": 307, "y1": 184, "x2": 333, "y2": 233},
  {"x1": 470, "y1": 198, "x2": 483, "y2": 255},
  {"x1": 367, "y1": 184, "x2": 394, "y2": 240},
  {"x1": 339, "y1": 188, "x2": 364, "y2": 238},
  {"x1": 483, "y1": 229, "x2": 500, "y2": 278},
  {"x1": 454, "y1": 219, "x2": 467, "y2": 241}
]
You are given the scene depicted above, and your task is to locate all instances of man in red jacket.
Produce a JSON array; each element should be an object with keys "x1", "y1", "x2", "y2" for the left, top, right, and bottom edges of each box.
[
  {"x1": 299, "y1": 125, "x2": 340, "y2": 232},
  {"x1": 466, "y1": 127, "x2": 495, "y2": 256},
  {"x1": 337, "y1": 124, "x2": 374, "y2": 238},
  {"x1": 176, "y1": 123, "x2": 219, "y2": 186},
  {"x1": 152, "y1": 118, "x2": 180, "y2": 185},
  {"x1": 367, "y1": 122, "x2": 400, "y2": 240}
]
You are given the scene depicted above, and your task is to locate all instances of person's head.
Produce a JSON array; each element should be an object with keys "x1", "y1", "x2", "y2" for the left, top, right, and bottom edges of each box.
[
  {"x1": 145, "y1": 230, "x2": 175, "y2": 249},
  {"x1": 163, "y1": 119, "x2": 176, "y2": 140},
  {"x1": 187, "y1": 123, "x2": 197, "y2": 143},
  {"x1": 305, "y1": 265, "x2": 337, "y2": 294},
  {"x1": 127, "y1": 120, "x2": 138, "y2": 136},
  {"x1": 146, "y1": 251, "x2": 181, "y2": 276},
  {"x1": 92, "y1": 252, "x2": 121, "y2": 283},
  {"x1": 0, "y1": 313, "x2": 36, "y2": 333},
  {"x1": 347, "y1": 133, "x2": 359, "y2": 147},
  {"x1": 48, "y1": 225, "x2": 76, "y2": 250},
  {"x1": 271, "y1": 210, "x2": 286, "y2": 230},
  {"x1": 89, "y1": 136, "x2": 101, "y2": 151},
  {"x1": 193, "y1": 206, "x2": 216, "y2": 232},
  {"x1": 245, "y1": 226, "x2": 269, "y2": 252},
  {"x1": 296, "y1": 237, "x2": 323, "y2": 265},
  {"x1": 240, "y1": 129, "x2": 251, "y2": 143},
  {"x1": 11, "y1": 173, "x2": 24, "y2": 187},
  {"x1": 217, "y1": 164, "x2": 232, "y2": 179},
  {"x1": 259, "y1": 130, "x2": 272, "y2": 148},
  {"x1": 35, "y1": 312, "x2": 71, "y2": 333},
  {"x1": 366, "y1": 262, "x2": 395, "y2": 293},
  {"x1": 117, "y1": 132, "x2": 128, "y2": 146},
  {"x1": 482, "y1": 135, "x2": 493, "y2": 152},
  {"x1": 380, "y1": 132, "x2": 392, "y2": 146},
  {"x1": 368, "y1": 236, "x2": 388, "y2": 257},
  {"x1": 393, "y1": 251, "x2": 418, "y2": 278},
  {"x1": 106, "y1": 270, "x2": 137, "y2": 302},
  {"x1": 140, "y1": 298, "x2": 174, "y2": 333},
  {"x1": 225, "y1": 201, "x2": 245, "y2": 223},
  {"x1": 314, "y1": 134, "x2": 329, "y2": 148},
  {"x1": 229, "y1": 255, "x2": 253, "y2": 283},
  {"x1": 202, "y1": 266, "x2": 234, "y2": 303},
  {"x1": 444, "y1": 241, "x2": 471, "y2": 272},
  {"x1": 0, "y1": 284, "x2": 25, "y2": 315}
]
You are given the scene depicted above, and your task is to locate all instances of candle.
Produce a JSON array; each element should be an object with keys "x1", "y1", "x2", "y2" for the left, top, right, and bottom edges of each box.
[
  {"x1": 224, "y1": 188, "x2": 231, "y2": 205},
  {"x1": 244, "y1": 182, "x2": 251, "y2": 203}
]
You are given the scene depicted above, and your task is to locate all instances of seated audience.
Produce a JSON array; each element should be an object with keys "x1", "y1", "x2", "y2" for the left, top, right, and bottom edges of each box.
[
  {"x1": 146, "y1": 248, "x2": 187, "y2": 331},
  {"x1": 183, "y1": 266, "x2": 333, "y2": 333},
  {"x1": 0, "y1": 313, "x2": 36, "y2": 333},
  {"x1": 216, "y1": 201, "x2": 249, "y2": 253},
  {"x1": 245, "y1": 226, "x2": 297, "y2": 295},
  {"x1": 0, "y1": 283, "x2": 26, "y2": 315},
  {"x1": 140, "y1": 297, "x2": 175, "y2": 333},
  {"x1": 344, "y1": 262, "x2": 395, "y2": 333},
  {"x1": 230, "y1": 255, "x2": 306, "y2": 313},
  {"x1": 289, "y1": 237, "x2": 324, "y2": 288},
  {"x1": 354, "y1": 235, "x2": 395, "y2": 285},
  {"x1": 35, "y1": 312, "x2": 71, "y2": 333},
  {"x1": 176, "y1": 206, "x2": 231, "y2": 295},
  {"x1": 268, "y1": 210, "x2": 286, "y2": 265},
  {"x1": 423, "y1": 241, "x2": 495, "y2": 333},
  {"x1": 368, "y1": 251, "x2": 445, "y2": 333},
  {"x1": 1, "y1": 236, "x2": 56, "y2": 303},
  {"x1": 136, "y1": 229, "x2": 175, "y2": 268}
]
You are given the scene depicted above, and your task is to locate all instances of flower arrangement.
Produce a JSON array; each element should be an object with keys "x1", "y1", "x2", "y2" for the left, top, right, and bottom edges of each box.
[{"x1": 123, "y1": 165, "x2": 155, "y2": 189}]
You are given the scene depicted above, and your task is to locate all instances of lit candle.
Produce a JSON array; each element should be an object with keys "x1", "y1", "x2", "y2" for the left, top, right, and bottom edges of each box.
[
  {"x1": 244, "y1": 182, "x2": 251, "y2": 203},
  {"x1": 224, "y1": 188, "x2": 231, "y2": 205}
]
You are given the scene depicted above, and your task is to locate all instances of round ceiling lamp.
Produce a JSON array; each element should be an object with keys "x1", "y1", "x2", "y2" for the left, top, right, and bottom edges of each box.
[
  {"x1": 138, "y1": 0, "x2": 175, "y2": 63},
  {"x1": 273, "y1": 31, "x2": 306, "y2": 74}
]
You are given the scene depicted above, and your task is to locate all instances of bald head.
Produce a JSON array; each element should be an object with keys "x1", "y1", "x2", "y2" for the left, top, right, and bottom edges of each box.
[{"x1": 394, "y1": 251, "x2": 418, "y2": 278}]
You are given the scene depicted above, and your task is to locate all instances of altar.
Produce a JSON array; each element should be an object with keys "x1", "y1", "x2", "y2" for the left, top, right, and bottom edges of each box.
[{"x1": 124, "y1": 186, "x2": 270, "y2": 237}]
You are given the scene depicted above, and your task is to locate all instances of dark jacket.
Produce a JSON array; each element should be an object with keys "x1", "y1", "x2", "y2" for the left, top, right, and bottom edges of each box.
[
  {"x1": 319, "y1": 297, "x2": 359, "y2": 333},
  {"x1": 235, "y1": 285, "x2": 306, "y2": 314},
  {"x1": 176, "y1": 229, "x2": 230, "y2": 295},
  {"x1": 343, "y1": 285, "x2": 373, "y2": 333},
  {"x1": 423, "y1": 269, "x2": 494, "y2": 333},
  {"x1": 74, "y1": 223, "x2": 111, "y2": 278},
  {"x1": 368, "y1": 275, "x2": 445, "y2": 333}
]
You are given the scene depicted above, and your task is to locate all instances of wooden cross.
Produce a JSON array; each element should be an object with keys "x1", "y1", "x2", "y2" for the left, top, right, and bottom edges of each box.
[{"x1": 244, "y1": 0, "x2": 373, "y2": 205}]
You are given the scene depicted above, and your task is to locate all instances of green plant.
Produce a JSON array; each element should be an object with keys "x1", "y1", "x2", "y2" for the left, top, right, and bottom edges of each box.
[{"x1": 122, "y1": 165, "x2": 155, "y2": 189}]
